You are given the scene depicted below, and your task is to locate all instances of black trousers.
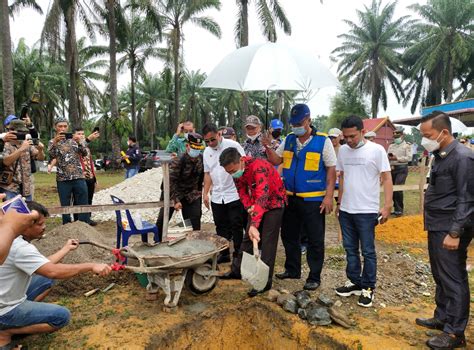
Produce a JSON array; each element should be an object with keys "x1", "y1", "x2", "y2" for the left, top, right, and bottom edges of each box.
[
  {"x1": 73, "y1": 178, "x2": 95, "y2": 222},
  {"x1": 391, "y1": 165, "x2": 408, "y2": 213},
  {"x1": 428, "y1": 230, "x2": 472, "y2": 336},
  {"x1": 281, "y1": 196, "x2": 325, "y2": 283},
  {"x1": 211, "y1": 199, "x2": 244, "y2": 256},
  {"x1": 156, "y1": 197, "x2": 202, "y2": 241},
  {"x1": 231, "y1": 208, "x2": 284, "y2": 284}
]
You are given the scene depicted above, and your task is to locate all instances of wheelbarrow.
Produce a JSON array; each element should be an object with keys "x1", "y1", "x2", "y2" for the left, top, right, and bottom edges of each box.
[{"x1": 82, "y1": 231, "x2": 229, "y2": 308}]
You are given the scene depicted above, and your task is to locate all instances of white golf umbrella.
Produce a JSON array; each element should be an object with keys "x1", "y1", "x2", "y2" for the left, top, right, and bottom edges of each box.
[
  {"x1": 201, "y1": 42, "x2": 338, "y2": 126},
  {"x1": 417, "y1": 117, "x2": 467, "y2": 134}
]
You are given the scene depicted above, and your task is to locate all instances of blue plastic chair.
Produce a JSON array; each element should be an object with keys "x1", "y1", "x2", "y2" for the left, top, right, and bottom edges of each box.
[{"x1": 110, "y1": 195, "x2": 160, "y2": 248}]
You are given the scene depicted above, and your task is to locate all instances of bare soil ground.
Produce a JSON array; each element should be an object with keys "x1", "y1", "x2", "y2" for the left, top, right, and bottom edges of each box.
[{"x1": 23, "y1": 217, "x2": 474, "y2": 349}]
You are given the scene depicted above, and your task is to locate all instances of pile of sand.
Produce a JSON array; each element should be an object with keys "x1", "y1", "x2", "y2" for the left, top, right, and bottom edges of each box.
[{"x1": 34, "y1": 221, "x2": 114, "y2": 264}]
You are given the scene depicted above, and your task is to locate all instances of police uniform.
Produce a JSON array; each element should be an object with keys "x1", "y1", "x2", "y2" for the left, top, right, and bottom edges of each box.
[{"x1": 387, "y1": 132, "x2": 412, "y2": 215}]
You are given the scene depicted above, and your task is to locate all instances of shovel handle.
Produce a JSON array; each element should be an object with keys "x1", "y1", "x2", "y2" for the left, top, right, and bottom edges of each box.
[{"x1": 252, "y1": 239, "x2": 259, "y2": 258}]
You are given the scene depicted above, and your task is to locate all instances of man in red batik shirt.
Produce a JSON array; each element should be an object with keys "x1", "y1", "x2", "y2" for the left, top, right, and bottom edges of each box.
[{"x1": 219, "y1": 147, "x2": 286, "y2": 297}]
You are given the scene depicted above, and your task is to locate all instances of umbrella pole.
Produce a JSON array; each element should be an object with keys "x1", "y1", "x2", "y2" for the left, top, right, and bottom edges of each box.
[{"x1": 265, "y1": 90, "x2": 269, "y2": 129}]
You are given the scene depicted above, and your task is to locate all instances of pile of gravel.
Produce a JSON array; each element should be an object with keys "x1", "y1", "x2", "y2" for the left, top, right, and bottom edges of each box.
[{"x1": 92, "y1": 168, "x2": 214, "y2": 224}]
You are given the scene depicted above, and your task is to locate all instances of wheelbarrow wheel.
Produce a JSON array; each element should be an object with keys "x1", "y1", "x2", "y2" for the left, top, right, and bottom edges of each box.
[{"x1": 185, "y1": 263, "x2": 218, "y2": 295}]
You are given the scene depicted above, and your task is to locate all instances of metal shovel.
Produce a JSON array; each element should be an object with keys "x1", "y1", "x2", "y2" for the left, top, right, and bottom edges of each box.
[{"x1": 240, "y1": 239, "x2": 269, "y2": 291}]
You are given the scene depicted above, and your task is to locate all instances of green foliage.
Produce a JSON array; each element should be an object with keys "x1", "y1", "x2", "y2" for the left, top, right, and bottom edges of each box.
[{"x1": 326, "y1": 80, "x2": 369, "y2": 130}]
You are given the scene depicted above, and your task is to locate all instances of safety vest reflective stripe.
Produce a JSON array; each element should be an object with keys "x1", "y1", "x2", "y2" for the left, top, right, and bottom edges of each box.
[{"x1": 286, "y1": 190, "x2": 327, "y2": 198}]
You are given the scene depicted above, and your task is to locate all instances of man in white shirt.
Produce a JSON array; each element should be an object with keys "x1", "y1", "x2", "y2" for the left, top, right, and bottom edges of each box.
[
  {"x1": 202, "y1": 123, "x2": 246, "y2": 268},
  {"x1": 335, "y1": 115, "x2": 393, "y2": 308},
  {"x1": 0, "y1": 201, "x2": 111, "y2": 349},
  {"x1": 264, "y1": 104, "x2": 337, "y2": 291}
]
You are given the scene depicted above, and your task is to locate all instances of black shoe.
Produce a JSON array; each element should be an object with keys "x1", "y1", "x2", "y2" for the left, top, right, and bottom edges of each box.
[
  {"x1": 391, "y1": 211, "x2": 403, "y2": 217},
  {"x1": 303, "y1": 281, "x2": 320, "y2": 291},
  {"x1": 220, "y1": 271, "x2": 241, "y2": 280},
  {"x1": 88, "y1": 220, "x2": 98, "y2": 227},
  {"x1": 426, "y1": 333, "x2": 466, "y2": 349},
  {"x1": 217, "y1": 254, "x2": 231, "y2": 264},
  {"x1": 275, "y1": 271, "x2": 301, "y2": 280},
  {"x1": 357, "y1": 288, "x2": 374, "y2": 308},
  {"x1": 335, "y1": 280, "x2": 363, "y2": 297},
  {"x1": 416, "y1": 317, "x2": 446, "y2": 330},
  {"x1": 247, "y1": 281, "x2": 272, "y2": 297}
]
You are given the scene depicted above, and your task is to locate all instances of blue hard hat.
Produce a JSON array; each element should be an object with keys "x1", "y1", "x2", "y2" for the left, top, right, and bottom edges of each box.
[
  {"x1": 4, "y1": 115, "x2": 17, "y2": 127},
  {"x1": 270, "y1": 119, "x2": 284, "y2": 130}
]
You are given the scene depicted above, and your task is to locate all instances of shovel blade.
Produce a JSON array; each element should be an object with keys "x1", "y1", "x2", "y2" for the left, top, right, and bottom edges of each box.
[{"x1": 241, "y1": 252, "x2": 269, "y2": 291}]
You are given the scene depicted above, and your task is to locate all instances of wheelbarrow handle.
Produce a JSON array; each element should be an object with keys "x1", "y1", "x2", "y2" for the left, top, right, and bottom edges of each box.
[{"x1": 78, "y1": 240, "x2": 114, "y2": 251}]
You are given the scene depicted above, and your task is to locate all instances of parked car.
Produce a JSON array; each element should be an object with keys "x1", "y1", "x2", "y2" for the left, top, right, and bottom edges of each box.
[{"x1": 139, "y1": 150, "x2": 173, "y2": 172}]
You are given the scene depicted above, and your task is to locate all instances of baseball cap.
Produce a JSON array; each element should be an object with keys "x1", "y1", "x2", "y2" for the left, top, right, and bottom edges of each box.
[
  {"x1": 187, "y1": 132, "x2": 205, "y2": 150},
  {"x1": 364, "y1": 131, "x2": 376, "y2": 138},
  {"x1": 289, "y1": 104, "x2": 310, "y2": 125},
  {"x1": 394, "y1": 126, "x2": 404, "y2": 134},
  {"x1": 244, "y1": 115, "x2": 262, "y2": 127},
  {"x1": 221, "y1": 127, "x2": 236, "y2": 139},
  {"x1": 328, "y1": 128, "x2": 342, "y2": 138},
  {"x1": 8, "y1": 119, "x2": 29, "y2": 132},
  {"x1": 4, "y1": 115, "x2": 18, "y2": 127},
  {"x1": 270, "y1": 119, "x2": 284, "y2": 130}
]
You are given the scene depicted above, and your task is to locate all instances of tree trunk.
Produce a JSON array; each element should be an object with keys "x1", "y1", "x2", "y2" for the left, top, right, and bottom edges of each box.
[
  {"x1": 239, "y1": 0, "x2": 249, "y2": 132},
  {"x1": 64, "y1": 5, "x2": 80, "y2": 128},
  {"x1": 173, "y1": 24, "x2": 181, "y2": 127},
  {"x1": 107, "y1": 0, "x2": 120, "y2": 167},
  {"x1": 131, "y1": 63, "x2": 137, "y2": 139},
  {"x1": 446, "y1": 58, "x2": 453, "y2": 103},
  {"x1": 0, "y1": 0, "x2": 15, "y2": 117}
]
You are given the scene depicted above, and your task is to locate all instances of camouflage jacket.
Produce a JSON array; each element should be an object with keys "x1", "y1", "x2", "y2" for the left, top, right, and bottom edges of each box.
[{"x1": 169, "y1": 153, "x2": 204, "y2": 204}]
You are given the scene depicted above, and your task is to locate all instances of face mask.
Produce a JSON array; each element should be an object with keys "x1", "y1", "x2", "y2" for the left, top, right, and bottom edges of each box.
[
  {"x1": 394, "y1": 138, "x2": 402, "y2": 145},
  {"x1": 232, "y1": 169, "x2": 244, "y2": 179},
  {"x1": 188, "y1": 148, "x2": 201, "y2": 158},
  {"x1": 354, "y1": 140, "x2": 365, "y2": 149},
  {"x1": 247, "y1": 133, "x2": 260, "y2": 141},
  {"x1": 272, "y1": 130, "x2": 282, "y2": 139},
  {"x1": 183, "y1": 132, "x2": 189, "y2": 139},
  {"x1": 291, "y1": 126, "x2": 306, "y2": 136},
  {"x1": 421, "y1": 131, "x2": 445, "y2": 153}
]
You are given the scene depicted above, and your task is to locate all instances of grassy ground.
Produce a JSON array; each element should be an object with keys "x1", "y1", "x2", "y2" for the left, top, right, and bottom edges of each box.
[{"x1": 34, "y1": 170, "x2": 125, "y2": 208}]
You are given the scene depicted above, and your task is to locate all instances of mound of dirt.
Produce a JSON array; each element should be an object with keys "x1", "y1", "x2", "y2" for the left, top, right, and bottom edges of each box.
[{"x1": 34, "y1": 221, "x2": 114, "y2": 265}]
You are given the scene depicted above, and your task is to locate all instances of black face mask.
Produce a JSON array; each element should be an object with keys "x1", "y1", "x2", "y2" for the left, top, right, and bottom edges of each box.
[{"x1": 272, "y1": 130, "x2": 282, "y2": 139}]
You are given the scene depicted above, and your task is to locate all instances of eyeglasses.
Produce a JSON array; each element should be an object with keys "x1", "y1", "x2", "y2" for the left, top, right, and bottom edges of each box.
[{"x1": 204, "y1": 137, "x2": 217, "y2": 144}]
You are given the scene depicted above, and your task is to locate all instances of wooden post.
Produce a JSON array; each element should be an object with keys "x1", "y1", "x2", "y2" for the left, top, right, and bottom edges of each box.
[
  {"x1": 418, "y1": 156, "x2": 427, "y2": 213},
  {"x1": 162, "y1": 161, "x2": 170, "y2": 241}
]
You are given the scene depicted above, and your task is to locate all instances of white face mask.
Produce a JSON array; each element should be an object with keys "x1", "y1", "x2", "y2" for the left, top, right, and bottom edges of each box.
[
  {"x1": 421, "y1": 131, "x2": 445, "y2": 153},
  {"x1": 247, "y1": 133, "x2": 260, "y2": 141}
]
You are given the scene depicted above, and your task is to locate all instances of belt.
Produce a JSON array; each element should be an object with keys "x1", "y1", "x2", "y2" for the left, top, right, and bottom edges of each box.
[
  {"x1": 286, "y1": 190, "x2": 326, "y2": 198},
  {"x1": 392, "y1": 164, "x2": 408, "y2": 168}
]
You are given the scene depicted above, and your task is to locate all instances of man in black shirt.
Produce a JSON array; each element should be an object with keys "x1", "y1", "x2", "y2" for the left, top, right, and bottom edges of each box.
[{"x1": 416, "y1": 111, "x2": 473, "y2": 350}]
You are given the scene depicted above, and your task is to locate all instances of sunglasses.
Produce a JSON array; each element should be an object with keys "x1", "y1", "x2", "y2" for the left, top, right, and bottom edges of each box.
[{"x1": 204, "y1": 137, "x2": 217, "y2": 144}]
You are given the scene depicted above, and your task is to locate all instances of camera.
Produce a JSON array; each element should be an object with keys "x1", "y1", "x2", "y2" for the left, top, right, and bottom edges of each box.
[
  {"x1": 93, "y1": 126, "x2": 100, "y2": 133},
  {"x1": 15, "y1": 132, "x2": 28, "y2": 141},
  {"x1": 62, "y1": 132, "x2": 73, "y2": 139},
  {"x1": 32, "y1": 138, "x2": 39, "y2": 146}
]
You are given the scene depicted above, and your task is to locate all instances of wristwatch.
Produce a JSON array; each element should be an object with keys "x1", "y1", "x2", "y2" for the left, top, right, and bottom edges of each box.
[{"x1": 448, "y1": 231, "x2": 460, "y2": 239}]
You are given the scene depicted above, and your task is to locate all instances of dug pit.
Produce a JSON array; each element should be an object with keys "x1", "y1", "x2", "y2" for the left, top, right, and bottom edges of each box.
[{"x1": 145, "y1": 302, "x2": 348, "y2": 350}]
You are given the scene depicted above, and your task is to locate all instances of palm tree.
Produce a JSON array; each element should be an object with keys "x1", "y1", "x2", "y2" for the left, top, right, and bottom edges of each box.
[
  {"x1": 234, "y1": 0, "x2": 291, "y2": 124},
  {"x1": 42, "y1": 0, "x2": 101, "y2": 128},
  {"x1": 332, "y1": 0, "x2": 409, "y2": 118},
  {"x1": 181, "y1": 69, "x2": 212, "y2": 131},
  {"x1": 117, "y1": 3, "x2": 165, "y2": 138},
  {"x1": 1, "y1": 0, "x2": 43, "y2": 116},
  {"x1": 404, "y1": 0, "x2": 474, "y2": 105},
  {"x1": 142, "y1": 0, "x2": 221, "y2": 127}
]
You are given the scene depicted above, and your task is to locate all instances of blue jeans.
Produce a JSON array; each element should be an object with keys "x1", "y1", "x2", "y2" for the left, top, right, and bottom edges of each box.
[
  {"x1": 57, "y1": 179, "x2": 89, "y2": 224},
  {"x1": 4, "y1": 190, "x2": 32, "y2": 202},
  {"x1": 338, "y1": 211, "x2": 378, "y2": 289},
  {"x1": 125, "y1": 167, "x2": 139, "y2": 179},
  {"x1": 0, "y1": 275, "x2": 70, "y2": 330}
]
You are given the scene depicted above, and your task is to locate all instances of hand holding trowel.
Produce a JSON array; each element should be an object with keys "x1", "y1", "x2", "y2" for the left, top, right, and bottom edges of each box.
[{"x1": 240, "y1": 226, "x2": 269, "y2": 291}]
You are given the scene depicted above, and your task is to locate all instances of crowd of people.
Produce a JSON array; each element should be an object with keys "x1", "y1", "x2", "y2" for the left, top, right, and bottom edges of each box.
[{"x1": 0, "y1": 105, "x2": 471, "y2": 349}]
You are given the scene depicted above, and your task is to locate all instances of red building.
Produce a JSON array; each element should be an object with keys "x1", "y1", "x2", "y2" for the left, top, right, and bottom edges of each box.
[{"x1": 363, "y1": 117, "x2": 396, "y2": 151}]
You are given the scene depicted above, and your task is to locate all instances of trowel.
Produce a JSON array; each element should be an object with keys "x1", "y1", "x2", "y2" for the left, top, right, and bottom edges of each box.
[{"x1": 241, "y1": 239, "x2": 269, "y2": 291}]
